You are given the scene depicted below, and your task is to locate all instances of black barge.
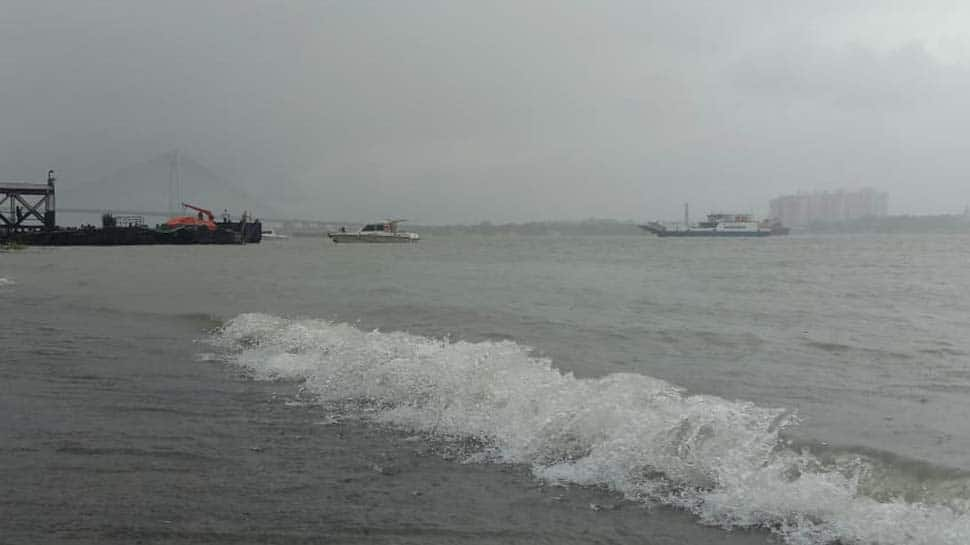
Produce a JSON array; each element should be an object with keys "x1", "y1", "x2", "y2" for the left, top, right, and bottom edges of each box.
[{"x1": 1, "y1": 171, "x2": 261, "y2": 246}]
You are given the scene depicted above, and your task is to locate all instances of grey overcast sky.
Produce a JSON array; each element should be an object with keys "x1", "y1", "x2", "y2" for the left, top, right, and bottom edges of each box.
[{"x1": 2, "y1": 1, "x2": 969, "y2": 223}]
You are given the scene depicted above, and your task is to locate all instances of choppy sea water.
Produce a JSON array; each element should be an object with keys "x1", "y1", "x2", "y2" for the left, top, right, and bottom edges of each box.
[{"x1": 2, "y1": 234, "x2": 970, "y2": 544}]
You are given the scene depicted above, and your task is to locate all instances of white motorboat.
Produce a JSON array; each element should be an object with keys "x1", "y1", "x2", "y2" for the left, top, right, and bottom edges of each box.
[
  {"x1": 261, "y1": 229, "x2": 289, "y2": 240},
  {"x1": 327, "y1": 220, "x2": 420, "y2": 243}
]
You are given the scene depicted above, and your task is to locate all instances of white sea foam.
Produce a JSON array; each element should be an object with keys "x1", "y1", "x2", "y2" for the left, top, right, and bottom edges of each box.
[
  {"x1": 208, "y1": 313, "x2": 970, "y2": 545},
  {"x1": 0, "y1": 277, "x2": 14, "y2": 287}
]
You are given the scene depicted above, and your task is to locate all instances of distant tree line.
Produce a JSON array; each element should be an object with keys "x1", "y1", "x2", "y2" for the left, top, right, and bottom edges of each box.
[
  {"x1": 806, "y1": 214, "x2": 970, "y2": 234},
  {"x1": 414, "y1": 219, "x2": 641, "y2": 236}
]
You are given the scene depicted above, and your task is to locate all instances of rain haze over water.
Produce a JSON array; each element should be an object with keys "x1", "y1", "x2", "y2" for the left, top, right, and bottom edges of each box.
[
  {"x1": 3, "y1": 1, "x2": 970, "y2": 222},
  {"x1": 4, "y1": 3, "x2": 970, "y2": 545}
]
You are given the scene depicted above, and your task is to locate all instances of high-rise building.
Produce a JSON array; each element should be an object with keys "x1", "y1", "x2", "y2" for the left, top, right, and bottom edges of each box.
[{"x1": 769, "y1": 189, "x2": 888, "y2": 227}]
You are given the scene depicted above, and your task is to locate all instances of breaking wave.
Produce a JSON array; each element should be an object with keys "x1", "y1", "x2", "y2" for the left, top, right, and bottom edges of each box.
[
  {"x1": 0, "y1": 277, "x2": 14, "y2": 287},
  {"x1": 206, "y1": 313, "x2": 970, "y2": 545}
]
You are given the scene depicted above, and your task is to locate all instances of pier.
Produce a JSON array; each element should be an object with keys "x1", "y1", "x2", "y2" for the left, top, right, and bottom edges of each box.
[{"x1": 1, "y1": 170, "x2": 56, "y2": 232}]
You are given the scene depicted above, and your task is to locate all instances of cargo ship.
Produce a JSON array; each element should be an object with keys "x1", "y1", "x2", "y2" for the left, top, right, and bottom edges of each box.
[{"x1": 639, "y1": 204, "x2": 789, "y2": 237}]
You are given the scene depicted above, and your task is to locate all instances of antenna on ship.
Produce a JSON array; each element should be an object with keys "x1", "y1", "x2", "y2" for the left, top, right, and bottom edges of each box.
[
  {"x1": 684, "y1": 202, "x2": 689, "y2": 229},
  {"x1": 168, "y1": 152, "x2": 174, "y2": 215},
  {"x1": 168, "y1": 149, "x2": 183, "y2": 216},
  {"x1": 176, "y1": 149, "x2": 182, "y2": 212}
]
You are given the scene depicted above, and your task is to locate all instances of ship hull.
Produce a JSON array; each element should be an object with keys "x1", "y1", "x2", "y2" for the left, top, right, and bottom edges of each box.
[
  {"x1": 1, "y1": 222, "x2": 262, "y2": 246},
  {"x1": 654, "y1": 230, "x2": 771, "y2": 237},
  {"x1": 638, "y1": 224, "x2": 772, "y2": 237}
]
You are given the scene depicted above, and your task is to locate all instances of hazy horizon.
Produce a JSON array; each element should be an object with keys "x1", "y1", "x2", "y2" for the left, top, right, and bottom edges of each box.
[{"x1": 4, "y1": 1, "x2": 970, "y2": 223}]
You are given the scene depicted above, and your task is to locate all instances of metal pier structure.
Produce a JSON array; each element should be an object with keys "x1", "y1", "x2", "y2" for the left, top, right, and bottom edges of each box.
[{"x1": 1, "y1": 170, "x2": 56, "y2": 233}]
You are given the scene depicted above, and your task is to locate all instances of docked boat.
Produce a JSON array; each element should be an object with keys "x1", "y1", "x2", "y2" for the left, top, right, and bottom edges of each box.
[
  {"x1": 639, "y1": 205, "x2": 788, "y2": 237},
  {"x1": 327, "y1": 220, "x2": 420, "y2": 243}
]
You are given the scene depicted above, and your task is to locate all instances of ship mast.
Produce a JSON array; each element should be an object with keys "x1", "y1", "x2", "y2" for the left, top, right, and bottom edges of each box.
[{"x1": 168, "y1": 149, "x2": 182, "y2": 216}]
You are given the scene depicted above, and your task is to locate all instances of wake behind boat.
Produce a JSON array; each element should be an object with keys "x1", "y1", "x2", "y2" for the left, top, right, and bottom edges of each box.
[{"x1": 327, "y1": 220, "x2": 420, "y2": 243}]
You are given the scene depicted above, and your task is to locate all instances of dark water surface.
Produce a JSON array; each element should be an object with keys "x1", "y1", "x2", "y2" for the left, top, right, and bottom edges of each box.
[{"x1": 2, "y1": 234, "x2": 970, "y2": 544}]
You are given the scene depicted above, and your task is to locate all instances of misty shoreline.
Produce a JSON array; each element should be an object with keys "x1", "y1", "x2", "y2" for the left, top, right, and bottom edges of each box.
[{"x1": 284, "y1": 214, "x2": 970, "y2": 237}]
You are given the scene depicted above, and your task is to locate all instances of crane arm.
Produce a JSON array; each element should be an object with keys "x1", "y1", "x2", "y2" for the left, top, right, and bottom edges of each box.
[{"x1": 181, "y1": 202, "x2": 215, "y2": 222}]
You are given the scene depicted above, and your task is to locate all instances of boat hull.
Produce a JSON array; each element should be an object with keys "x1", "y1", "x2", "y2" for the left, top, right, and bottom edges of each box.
[
  {"x1": 654, "y1": 230, "x2": 771, "y2": 237},
  {"x1": 638, "y1": 224, "x2": 772, "y2": 237},
  {"x1": 327, "y1": 233, "x2": 419, "y2": 243}
]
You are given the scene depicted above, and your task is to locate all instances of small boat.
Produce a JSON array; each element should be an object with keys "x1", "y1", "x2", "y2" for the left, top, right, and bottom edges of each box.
[
  {"x1": 639, "y1": 204, "x2": 788, "y2": 237},
  {"x1": 261, "y1": 229, "x2": 289, "y2": 240},
  {"x1": 759, "y1": 218, "x2": 790, "y2": 235},
  {"x1": 327, "y1": 220, "x2": 420, "y2": 243}
]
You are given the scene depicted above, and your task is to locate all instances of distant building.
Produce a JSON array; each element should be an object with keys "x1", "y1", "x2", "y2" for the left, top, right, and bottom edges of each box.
[{"x1": 769, "y1": 189, "x2": 888, "y2": 227}]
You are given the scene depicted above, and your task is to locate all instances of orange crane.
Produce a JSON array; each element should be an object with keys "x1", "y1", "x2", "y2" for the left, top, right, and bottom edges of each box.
[{"x1": 163, "y1": 202, "x2": 217, "y2": 231}]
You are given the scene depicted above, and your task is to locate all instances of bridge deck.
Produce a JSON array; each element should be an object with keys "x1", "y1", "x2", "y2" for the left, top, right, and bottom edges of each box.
[{"x1": 0, "y1": 183, "x2": 52, "y2": 195}]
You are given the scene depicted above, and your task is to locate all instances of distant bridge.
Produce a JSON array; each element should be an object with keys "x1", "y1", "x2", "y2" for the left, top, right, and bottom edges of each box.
[{"x1": 15, "y1": 150, "x2": 359, "y2": 233}]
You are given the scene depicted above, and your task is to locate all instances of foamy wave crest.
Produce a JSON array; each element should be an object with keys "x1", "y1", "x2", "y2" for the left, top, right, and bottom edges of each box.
[
  {"x1": 208, "y1": 313, "x2": 970, "y2": 545},
  {"x1": 0, "y1": 277, "x2": 14, "y2": 287}
]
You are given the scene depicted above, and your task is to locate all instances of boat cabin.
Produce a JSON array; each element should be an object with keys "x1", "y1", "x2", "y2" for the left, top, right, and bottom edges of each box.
[
  {"x1": 698, "y1": 213, "x2": 754, "y2": 228},
  {"x1": 360, "y1": 221, "x2": 400, "y2": 233}
]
